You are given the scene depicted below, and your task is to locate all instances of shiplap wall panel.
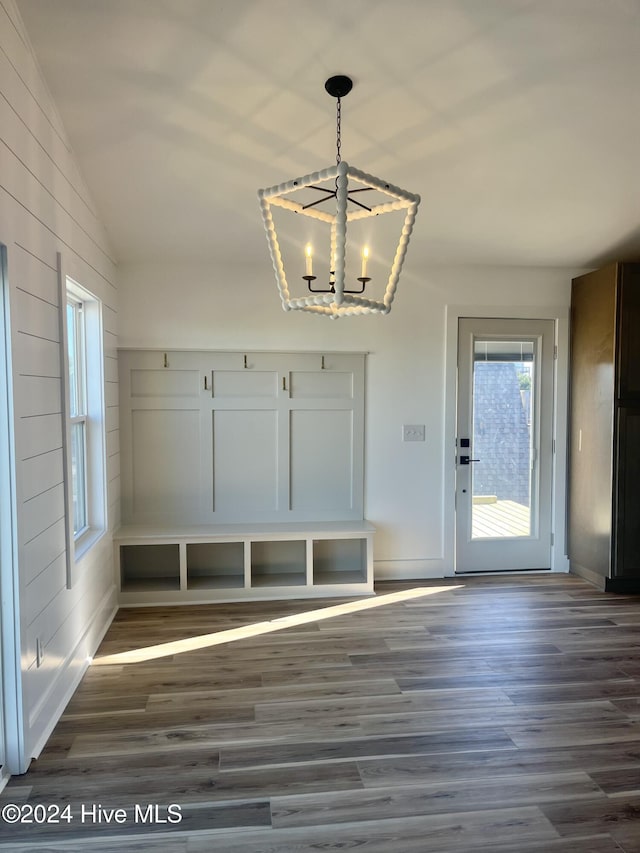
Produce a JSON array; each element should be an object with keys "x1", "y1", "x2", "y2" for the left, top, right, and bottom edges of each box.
[
  {"x1": 104, "y1": 354, "x2": 119, "y2": 384},
  {"x1": 105, "y1": 376, "x2": 119, "y2": 408},
  {"x1": 1, "y1": 0, "x2": 119, "y2": 770},
  {"x1": 15, "y1": 332, "x2": 60, "y2": 377},
  {"x1": 18, "y1": 376, "x2": 61, "y2": 418},
  {"x1": 0, "y1": 11, "x2": 113, "y2": 256},
  {"x1": 11, "y1": 246, "x2": 59, "y2": 305},
  {"x1": 22, "y1": 483, "x2": 65, "y2": 543},
  {"x1": 107, "y1": 428, "x2": 120, "y2": 460},
  {"x1": 21, "y1": 448, "x2": 64, "y2": 501},
  {"x1": 107, "y1": 451, "x2": 121, "y2": 487},
  {"x1": 0, "y1": 88, "x2": 96, "y2": 233},
  {"x1": 106, "y1": 401, "x2": 120, "y2": 433},
  {"x1": 22, "y1": 518, "x2": 66, "y2": 587},
  {"x1": 104, "y1": 328, "x2": 118, "y2": 359},
  {"x1": 103, "y1": 302, "x2": 118, "y2": 335},
  {"x1": 0, "y1": 143, "x2": 114, "y2": 288},
  {"x1": 25, "y1": 536, "x2": 113, "y2": 663},
  {"x1": 24, "y1": 552, "x2": 66, "y2": 627},
  {"x1": 19, "y1": 412, "x2": 62, "y2": 459},
  {"x1": 14, "y1": 288, "x2": 60, "y2": 341},
  {"x1": 0, "y1": 1, "x2": 71, "y2": 142},
  {"x1": 25, "y1": 543, "x2": 114, "y2": 715}
]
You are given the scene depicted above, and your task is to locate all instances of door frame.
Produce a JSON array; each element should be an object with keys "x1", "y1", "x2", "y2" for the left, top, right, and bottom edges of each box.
[
  {"x1": 0, "y1": 244, "x2": 25, "y2": 780},
  {"x1": 443, "y1": 303, "x2": 570, "y2": 577}
]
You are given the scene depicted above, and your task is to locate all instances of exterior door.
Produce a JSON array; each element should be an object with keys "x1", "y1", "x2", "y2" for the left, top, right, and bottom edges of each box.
[{"x1": 456, "y1": 318, "x2": 555, "y2": 572}]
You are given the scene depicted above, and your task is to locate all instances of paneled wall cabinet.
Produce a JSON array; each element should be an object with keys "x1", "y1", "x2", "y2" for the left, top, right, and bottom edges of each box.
[
  {"x1": 117, "y1": 350, "x2": 373, "y2": 603},
  {"x1": 569, "y1": 263, "x2": 640, "y2": 592}
]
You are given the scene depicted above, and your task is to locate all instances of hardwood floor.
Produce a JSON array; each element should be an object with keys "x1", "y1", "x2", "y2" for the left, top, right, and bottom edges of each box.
[{"x1": 3, "y1": 574, "x2": 640, "y2": 851}]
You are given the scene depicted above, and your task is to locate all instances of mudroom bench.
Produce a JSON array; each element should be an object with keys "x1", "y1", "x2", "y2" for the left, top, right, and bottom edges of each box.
[{"x1": 114, "y1": 521, "x2": 375, "y2": 606}]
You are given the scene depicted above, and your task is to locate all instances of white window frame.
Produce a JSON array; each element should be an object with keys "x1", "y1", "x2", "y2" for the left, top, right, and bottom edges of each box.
[{"x1": 62, "y1": 275, "x2": 107, "y2": 581}]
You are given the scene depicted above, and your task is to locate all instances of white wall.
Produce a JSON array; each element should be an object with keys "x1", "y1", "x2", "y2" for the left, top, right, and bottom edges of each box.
[
  {"x1": 119, "y1": 260, "x2": 573, "y2": 577},
  {"x1": 0, "y1": 0, "x2": 119, "y2": 770}
]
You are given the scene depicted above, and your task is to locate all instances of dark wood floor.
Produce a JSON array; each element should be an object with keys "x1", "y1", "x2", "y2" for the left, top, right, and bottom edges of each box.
[{"x1": 3, "y1": 574, "x2": 640, "y2": 851}]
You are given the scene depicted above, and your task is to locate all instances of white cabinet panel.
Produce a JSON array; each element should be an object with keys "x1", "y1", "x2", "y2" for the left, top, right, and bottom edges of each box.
[
  {"x1": 290, "y1": 371, "x2": 353, "y2": 398},
  {"x1": 119, "y1": 350, "x2": 365, "y2": 525},
  {"x1": 290, "y1": 410, "x2": 353, "y2": 512},
  {"x1": 131, "y1": 409, "x2": 201, "y2": 520},
  {"x1": 213, "y1": 409, "x2": 278, "y2": 513},
  {"x1": 130, "y1": 369, "x2": 199, "y2": 398},
  {"x1": 213, "y1": 370, "x2": 277, "y2": 398}
]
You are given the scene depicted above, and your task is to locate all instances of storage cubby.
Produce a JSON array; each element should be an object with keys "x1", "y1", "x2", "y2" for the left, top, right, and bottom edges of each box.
[
  {"x1": 114, "y1": 522, "x2": 374, "y2": 605},
  {"x1": 250, "y1": 539, "x2": 307, "y2": 587},
  {"x1": 120, "y1": 543, "x2": 180, "y2": 591},
  {"x1": 186, "y1": 542, "x2": 245, "y2": 590},
  {"x1": 313, "y1": 537, "x2": 367, "y2": 584}
]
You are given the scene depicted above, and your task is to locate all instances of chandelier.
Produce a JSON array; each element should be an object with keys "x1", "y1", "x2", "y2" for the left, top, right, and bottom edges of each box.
[{"x1": 258, "y1": 76, "x2": 420, "y2": 318}]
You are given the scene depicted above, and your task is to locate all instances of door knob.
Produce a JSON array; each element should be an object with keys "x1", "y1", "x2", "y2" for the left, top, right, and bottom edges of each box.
[{"x1": 459, "y1": 455, "x2": 480, "y2": 465}]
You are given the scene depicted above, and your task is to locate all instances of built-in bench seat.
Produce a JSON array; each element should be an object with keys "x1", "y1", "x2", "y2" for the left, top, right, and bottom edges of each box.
[{"x1": 114, "y1": 521, "x2": 375, "y2": 605}]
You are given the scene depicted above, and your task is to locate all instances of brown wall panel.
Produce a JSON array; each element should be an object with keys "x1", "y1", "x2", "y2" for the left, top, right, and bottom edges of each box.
[{"x1": 569, "y1": 265, "x2": 617, "y2": 579}]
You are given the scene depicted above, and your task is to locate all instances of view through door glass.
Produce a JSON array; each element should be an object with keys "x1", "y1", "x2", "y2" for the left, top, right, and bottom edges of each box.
[{"x1": 471, "y1": 339, "x2": 534, "y2": 539}]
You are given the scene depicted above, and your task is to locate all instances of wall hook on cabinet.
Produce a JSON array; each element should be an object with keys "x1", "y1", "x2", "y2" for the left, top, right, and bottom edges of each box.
[{"x1": 163, "y1": 352, "x2": 168, "y2": 368}]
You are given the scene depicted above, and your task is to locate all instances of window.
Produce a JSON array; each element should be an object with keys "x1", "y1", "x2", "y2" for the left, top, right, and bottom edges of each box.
[
  {"x1": 66, "y1": 296, "x2": 88, "y2": 535},
  {"x1": 64, "y1": 279, "x2": 106, "y2": 567}
]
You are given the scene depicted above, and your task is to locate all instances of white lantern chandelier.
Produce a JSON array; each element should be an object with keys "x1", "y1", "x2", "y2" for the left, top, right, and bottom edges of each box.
[{"x1": 258, "y1": 76, "x2": 420, "y2": 317}]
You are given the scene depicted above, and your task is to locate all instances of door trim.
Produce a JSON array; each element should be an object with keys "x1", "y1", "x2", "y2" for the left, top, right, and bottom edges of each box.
[
  {"x1": 455, "y1": 318, "x2": 554, "y2": 572},
  {"x1": 0, "y1": 245, "x2": 26, "y2": 776},
  {"x1": 443, "y1": 304, "x2": 570, "y2": 577}
]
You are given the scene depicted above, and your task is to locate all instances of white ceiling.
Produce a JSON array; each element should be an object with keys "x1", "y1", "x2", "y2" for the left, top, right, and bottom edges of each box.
[{"x1": 16, "y1": 0, "x2": 640, "y2": 268}]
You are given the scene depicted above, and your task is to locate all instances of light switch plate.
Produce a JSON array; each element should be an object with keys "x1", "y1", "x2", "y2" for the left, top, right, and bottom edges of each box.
[{"x1": 403, "y1": 424, "x2": 425, "y2": 442}]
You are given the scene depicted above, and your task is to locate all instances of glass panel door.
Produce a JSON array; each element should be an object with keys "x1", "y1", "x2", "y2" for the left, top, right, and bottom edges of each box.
[{"x1": 456, "y1": 318, "x2": 554, "y2": 573}]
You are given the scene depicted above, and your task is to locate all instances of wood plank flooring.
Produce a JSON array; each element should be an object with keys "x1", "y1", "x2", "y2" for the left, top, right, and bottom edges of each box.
[{"x1": 3, "y1": 574, "x2": 640, "y2": 851}]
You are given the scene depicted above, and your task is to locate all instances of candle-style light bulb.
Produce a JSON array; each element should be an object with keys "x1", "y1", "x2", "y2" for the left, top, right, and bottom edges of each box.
[
  {"x1": 361, "y1": 245, "x2": 370, "y2": 278},
  {"x1": 305, "y1": 243, "x2": 313, "y2": 276}
]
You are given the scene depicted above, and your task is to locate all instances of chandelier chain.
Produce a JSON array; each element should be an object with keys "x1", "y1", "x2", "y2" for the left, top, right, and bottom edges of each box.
[{"x1": 336, "y1": 97, "x2": 342, "y2": 165}]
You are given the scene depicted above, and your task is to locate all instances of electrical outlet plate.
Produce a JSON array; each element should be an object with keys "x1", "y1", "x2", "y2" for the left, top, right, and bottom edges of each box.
[{"x1": 403, "y1": 424, "x2": 425, "y2": 442}]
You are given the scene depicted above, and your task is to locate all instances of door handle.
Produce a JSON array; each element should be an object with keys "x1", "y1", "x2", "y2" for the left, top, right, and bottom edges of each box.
[{"x1": 459, "y1": 455, "x2": 480, "y2": 465}]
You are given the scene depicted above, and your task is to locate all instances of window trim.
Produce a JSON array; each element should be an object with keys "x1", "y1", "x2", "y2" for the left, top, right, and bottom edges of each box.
[{"x1": 60, "y1": 260, "x2": 107, "y2": 585}]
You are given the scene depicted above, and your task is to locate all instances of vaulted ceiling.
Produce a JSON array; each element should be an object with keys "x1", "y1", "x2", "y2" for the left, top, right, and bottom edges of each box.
[{"x1": 16, "y1": 0, "x2": 640, "y2": 269}]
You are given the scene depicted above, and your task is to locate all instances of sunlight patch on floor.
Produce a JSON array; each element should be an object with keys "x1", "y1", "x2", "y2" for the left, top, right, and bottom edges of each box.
[{"x1": 92, "y1": 585, "x2": 462, "y2": 666}]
